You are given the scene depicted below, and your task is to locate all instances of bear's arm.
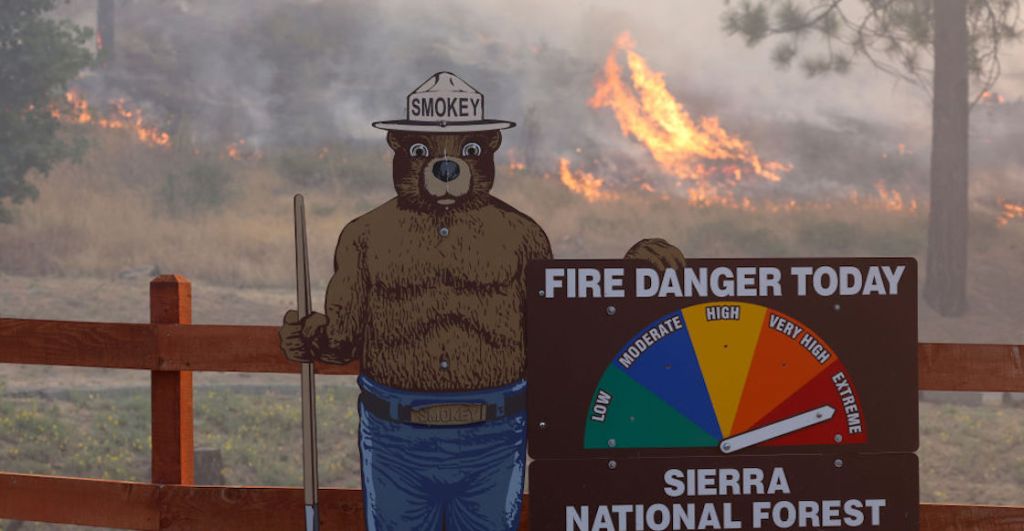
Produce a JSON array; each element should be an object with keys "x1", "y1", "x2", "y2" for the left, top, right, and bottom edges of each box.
[
  {"x1": 318, "y1": 220, "x2": 368, "y2": 364},
  {"x1": 523, "y1": 218, "x2": 553, "y2": 262}
]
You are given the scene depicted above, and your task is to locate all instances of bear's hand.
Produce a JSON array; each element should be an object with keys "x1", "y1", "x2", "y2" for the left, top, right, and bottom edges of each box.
[
  {"x1": 625, "y1": 238, "x2": 686, "y2": 273},
  {"x1": 318, "y1": 343, "x2": 359, "y2": 365},
  {"x1": 279, "y1": 310, "x2": 327, "y2": 363}
]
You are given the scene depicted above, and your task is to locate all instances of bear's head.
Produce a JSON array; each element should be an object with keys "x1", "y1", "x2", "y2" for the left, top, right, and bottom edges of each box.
[{"x1": 386, "y1": 130, "x2": 502, "y2": 211}]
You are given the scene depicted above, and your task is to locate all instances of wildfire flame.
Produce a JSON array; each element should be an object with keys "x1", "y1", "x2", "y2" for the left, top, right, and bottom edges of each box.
[
  {"x1": 589, "y1": 33, "x2": 790, "y2": 194},
  {"x1": 874, "y1": 181, "x2": 918, "y2": 212},
  {"x1": 558, "y1": 158, "x2": 618, "y2": 202},
  {"x1": 883, "y1": 143, "x2": 911, "y2": 160},
  {"x1": 226, "y1": 138, "x2": 264, "y2": 161},
  {"x1": 998, "y1": 200, "x2": 1024, "y2": 225},
  {"x1": 980, "y1": 90, "x2": 1006, "y2": 105},
  {"x1": 551, "y1": 33, "x2": 928, "y2": 214},
  {"x1": 53, "y1": 91, "x2": 170, "y2": 147},
  {"x1": 506, "y1": 149, "x2": 526, "y2": 172}
]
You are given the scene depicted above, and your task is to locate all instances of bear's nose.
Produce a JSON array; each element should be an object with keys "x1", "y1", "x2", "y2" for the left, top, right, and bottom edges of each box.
[{"x1": 432, "y1": 160, "x2": 460, "y2": 182}]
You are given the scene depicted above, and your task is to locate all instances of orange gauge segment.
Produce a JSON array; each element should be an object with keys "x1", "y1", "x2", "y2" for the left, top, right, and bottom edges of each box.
[{"x1": 730, "y1": 310, "x2": 838, "y2": 435}]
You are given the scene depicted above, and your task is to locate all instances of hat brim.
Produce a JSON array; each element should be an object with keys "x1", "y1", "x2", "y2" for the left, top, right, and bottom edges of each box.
[{"x1": 372, "y1": 119, "x2": 516, "y2": 133}]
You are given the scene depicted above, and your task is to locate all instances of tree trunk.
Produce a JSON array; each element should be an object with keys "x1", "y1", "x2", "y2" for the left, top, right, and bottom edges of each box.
[
  {"x1": 924, "y1": 0, "x2": 969, "y2": 316},
  {"x1": 97, "y1": 0, "x2": 115, "y2": 63}
]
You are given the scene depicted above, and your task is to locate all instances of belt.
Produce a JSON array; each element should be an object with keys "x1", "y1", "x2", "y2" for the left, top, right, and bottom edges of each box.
[{"x1": 360, "y1": 389, "x2": 527, "y2": 426}]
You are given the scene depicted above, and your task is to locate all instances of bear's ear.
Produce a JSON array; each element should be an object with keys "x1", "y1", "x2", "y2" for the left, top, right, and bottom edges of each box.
[
  {"x1": 486, "y1": 131, "x2": 502, "y2": 152},
  {"x1": 386, "y1": 131, "x2": 403, "y2": 152}
]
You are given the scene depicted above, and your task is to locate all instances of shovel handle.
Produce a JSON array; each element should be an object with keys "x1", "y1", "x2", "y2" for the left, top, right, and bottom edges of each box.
[{"x1": 294, "y1": 194, "x2": 320, "y2": 530}]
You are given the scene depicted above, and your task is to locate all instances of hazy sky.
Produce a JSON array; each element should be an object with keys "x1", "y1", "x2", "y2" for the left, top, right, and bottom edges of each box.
[{"x1": 60, "y1": 0, "x2": 1024, "y2": 134}]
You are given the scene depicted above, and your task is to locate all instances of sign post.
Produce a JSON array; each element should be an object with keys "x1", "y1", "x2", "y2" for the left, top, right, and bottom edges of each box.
[{"x1": 527, "y1": 258, "x2": 919, "y2": 531}]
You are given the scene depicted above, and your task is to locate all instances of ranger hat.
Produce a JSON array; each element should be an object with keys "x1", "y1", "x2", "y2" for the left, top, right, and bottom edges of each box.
[{"x1": 372, "y1": 71, "x2": 515, "y2": 133}]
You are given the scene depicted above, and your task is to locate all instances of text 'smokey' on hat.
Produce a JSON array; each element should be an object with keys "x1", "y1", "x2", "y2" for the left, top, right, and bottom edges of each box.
[{"x1": 372, "y1": 72, "x2": 515, "y2": 133}]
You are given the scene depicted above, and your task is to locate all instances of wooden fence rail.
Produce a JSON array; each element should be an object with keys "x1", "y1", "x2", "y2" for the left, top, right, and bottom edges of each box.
[
  {"x1": 0, "y1": 274, "x2": 1022, "y2": 529},
  {"x1": 5, "y1": 317, "x2": 1023, "y2": 391}
]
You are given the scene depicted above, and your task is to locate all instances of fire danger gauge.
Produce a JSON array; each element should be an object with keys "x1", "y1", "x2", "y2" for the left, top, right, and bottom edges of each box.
[
  {"x1": 526, "y1": 258, "x2": 919, "y2": 531},
  {"x1": 585, "y1": 303, "x2": 866, "y2": 453}
]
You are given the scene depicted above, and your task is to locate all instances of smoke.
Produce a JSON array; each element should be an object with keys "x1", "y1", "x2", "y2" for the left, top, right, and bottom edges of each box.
[
  {"x1": 72, "y1": 2, "x2": 914, "y2": 128},
  {"x1": 8, "y1": 0, "x2": 1020, "y2": 344},
  {"x1": 56, "y1": 0, "x2": 1024, "y2": 204}
]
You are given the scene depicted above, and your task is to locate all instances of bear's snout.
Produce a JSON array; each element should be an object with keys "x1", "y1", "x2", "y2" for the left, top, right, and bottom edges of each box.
[
  {"x1": 432, "y1": 160, "x2": 460, "y2": 182},
  {"x1": 422, "y1": 156, "x2": 472, "y2": 204}
]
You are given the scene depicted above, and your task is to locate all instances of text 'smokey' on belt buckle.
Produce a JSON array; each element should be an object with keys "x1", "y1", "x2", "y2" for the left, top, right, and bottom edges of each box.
[{"x1": 409, "y1": 402, "x2": 488, "y2": 426}]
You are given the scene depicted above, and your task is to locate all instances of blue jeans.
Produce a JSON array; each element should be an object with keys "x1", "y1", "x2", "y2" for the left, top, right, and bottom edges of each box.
[{"x1": 357, "y1": 375, "x2": 527, "y2": 531}]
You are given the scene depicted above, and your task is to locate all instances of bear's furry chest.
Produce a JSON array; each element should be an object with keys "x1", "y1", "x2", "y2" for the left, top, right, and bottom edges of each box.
[
  {"x1": 356, "y1": 203, "x2": 530, "y2": 390},
  {"x1": 362, "y1": 207, "x2": 522, "y2": 291}
]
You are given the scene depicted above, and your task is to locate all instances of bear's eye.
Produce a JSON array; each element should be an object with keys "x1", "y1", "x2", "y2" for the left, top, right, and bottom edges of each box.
[
  {"x1": 461, "y1": 142, "x2": 482, "y2": 157},
  {"x1": 409, "y1": 143, "x2": 430, "y2": 158}
]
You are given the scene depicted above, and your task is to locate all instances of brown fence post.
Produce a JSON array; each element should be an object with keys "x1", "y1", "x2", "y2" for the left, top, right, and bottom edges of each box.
[{"x1": 150, "y1": 274, "x2": 194, "y2": 485}]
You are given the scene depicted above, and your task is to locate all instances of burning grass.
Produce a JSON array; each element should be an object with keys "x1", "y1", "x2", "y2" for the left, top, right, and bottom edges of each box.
[
  {"x1": 998, "y1": 200, "x2": 1024, "y2": 225},
  {"x1": 53, "y1": 90, "x2": 171, "y2": 148},
  {"x1": 550, "y1": 31, "x2": 941, "y2": 216},
  {"x1": 585, "y1": 32, "x2": 790, "y2": 208},
  {"x1": 558, "y1": 158, "x2": 619, "y2": 203}
]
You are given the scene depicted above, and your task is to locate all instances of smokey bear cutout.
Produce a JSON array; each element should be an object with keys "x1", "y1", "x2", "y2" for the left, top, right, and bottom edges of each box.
[{"x1": 280, "y1": 72, "x2": 685, "y2": 530}]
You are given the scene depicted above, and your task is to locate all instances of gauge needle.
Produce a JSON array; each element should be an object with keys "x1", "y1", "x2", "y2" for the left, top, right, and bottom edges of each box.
[{"x1": 719, "y1": 405, "x2": 835, "y2": 454}]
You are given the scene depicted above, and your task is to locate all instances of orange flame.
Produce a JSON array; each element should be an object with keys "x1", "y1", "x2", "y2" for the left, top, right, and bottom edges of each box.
[
  {"x1": 225, "y1": 138, "x2": 263, "y2": 161},
  {"x1": 557, "y1": 33, "x2": 926, "y2": 214},
  {"x1": 980, "y1": 90, "x2": 1006, "y2": 105},
  {"x1": 874, "y1": 181, "x2": 917, "y2": 212},
  {"x1": 506, "y1": 149, "x2": 526, "y2": 172},
  {"x1": 998, "y1": 200, "x2": 1024, "y2": 225},
  {"x1": 589, "y1": 33, "x2": 790, "y2": 193},
  {"x1": 687, "y1": 179, "x2": 743, "y2": 208},
  {"x1": 558, "y1": 158, "x2": 618, "y2": 202},
  {"x1": 53, "y1": 91, "x2": 170, "y2": 147}
]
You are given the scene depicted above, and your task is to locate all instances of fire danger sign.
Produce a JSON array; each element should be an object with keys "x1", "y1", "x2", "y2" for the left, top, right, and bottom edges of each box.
[{"x1": 525, "y1": 258, "x2": 919, "y2": 530}]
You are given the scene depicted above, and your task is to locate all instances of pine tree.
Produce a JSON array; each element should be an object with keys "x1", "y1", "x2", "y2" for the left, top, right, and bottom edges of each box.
[{"x1": 722, "y1": 0, "x2": 1021, "y2": 316}]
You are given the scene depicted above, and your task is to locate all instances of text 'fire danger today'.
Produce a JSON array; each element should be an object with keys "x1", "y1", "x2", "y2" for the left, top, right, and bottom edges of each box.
[{"x1": 542, "y1": 265, "x2": 906, "y2": 299}]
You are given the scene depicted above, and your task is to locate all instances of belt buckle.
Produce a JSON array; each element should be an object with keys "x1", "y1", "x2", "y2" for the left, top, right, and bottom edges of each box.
[{"x1": 409, "y1": 402, "x2": 487, "y2": 426}]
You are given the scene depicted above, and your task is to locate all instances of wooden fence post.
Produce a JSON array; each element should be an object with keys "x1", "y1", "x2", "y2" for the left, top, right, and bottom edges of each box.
[{"x1": 150, "y1": 274, "x2": 194, "y2": 485}]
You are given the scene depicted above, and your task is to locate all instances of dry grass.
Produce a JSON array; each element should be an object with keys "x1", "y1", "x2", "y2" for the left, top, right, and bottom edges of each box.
[
  {"x1": 0, "y1": 127, "x2": 934, "y2": 284},
  {"x1": 0, "y1": 131, "x2": 394, "y2": 288},
  {"x1": 1, "y1": 126, "x2": 1022, "y2": 346}
]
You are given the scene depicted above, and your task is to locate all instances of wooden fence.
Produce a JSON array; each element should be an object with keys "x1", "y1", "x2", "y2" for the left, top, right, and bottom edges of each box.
[{"x1": 0, "y1": 274, "x2": 1022, "y2": 529}]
